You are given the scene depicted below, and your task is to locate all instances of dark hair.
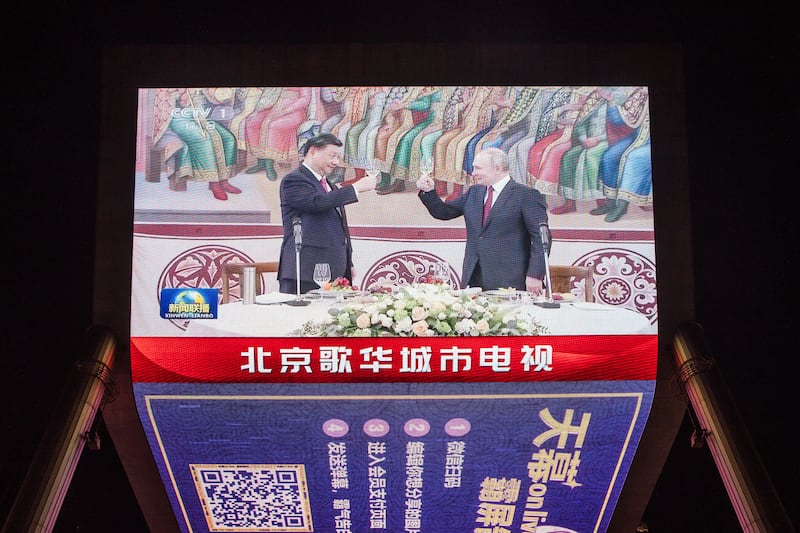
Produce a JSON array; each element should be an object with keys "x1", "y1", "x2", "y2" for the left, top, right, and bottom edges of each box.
[{"x1": 301, "y1": 133, "x2": 343, "y2": 156}]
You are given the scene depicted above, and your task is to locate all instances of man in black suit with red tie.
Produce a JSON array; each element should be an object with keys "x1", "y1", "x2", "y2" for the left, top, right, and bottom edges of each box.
[
  {"x1": 278, "y1": 133, "x2": 376, "y2": 294},
  {"x1": 416, "y1": 147, "x2": 549, "y2": 293}
]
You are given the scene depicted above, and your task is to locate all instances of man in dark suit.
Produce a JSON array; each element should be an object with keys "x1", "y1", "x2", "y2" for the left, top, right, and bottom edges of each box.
[
  {"x1": 278, "y1": 133, "x2": 376, "y2": 294},
  {"x1": 417, "y1": 147, "x2": 548, "y2": 293}
]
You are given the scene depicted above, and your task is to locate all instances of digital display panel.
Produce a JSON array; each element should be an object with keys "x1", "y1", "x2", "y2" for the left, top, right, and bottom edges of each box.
[{"x1": 128, "y1": 83, "x2": 658, "y2": 532}]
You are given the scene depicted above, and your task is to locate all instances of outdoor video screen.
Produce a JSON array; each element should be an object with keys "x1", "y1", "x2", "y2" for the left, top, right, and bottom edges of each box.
[{"x1": 130, "y1": 85, "x2": 658, "y2": 533}]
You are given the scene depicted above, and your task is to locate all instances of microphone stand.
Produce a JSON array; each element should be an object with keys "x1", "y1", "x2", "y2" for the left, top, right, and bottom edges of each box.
[
  {"x1": 534, "y1": 223, "x2": 560, "y2": 308},
  {"x1": 286, "y1": 219, "x2": 311, "y2": 307}
]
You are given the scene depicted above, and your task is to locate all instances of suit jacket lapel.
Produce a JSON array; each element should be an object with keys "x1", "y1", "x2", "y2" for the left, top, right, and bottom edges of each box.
[
  {"x1": 486, "y1": 181, "x2": 515, "y2": 227},
  {"x1": 481, "y1": 180, "x2": 517, "y2": 229},
  {"x1": 300, "y1": 164, "x2": 318, "y2": 185},
  {"x1": 329, "y1": 179, "x2": 350, "y2": 238}
]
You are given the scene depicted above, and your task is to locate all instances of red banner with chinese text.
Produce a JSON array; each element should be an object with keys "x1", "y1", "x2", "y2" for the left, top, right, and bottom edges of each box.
[{"x1": 131, "y1": 335, "x2": 657, "y2": 383}]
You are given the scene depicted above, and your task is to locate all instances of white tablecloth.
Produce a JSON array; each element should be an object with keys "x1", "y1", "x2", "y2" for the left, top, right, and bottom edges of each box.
[{"x1": 184, "y1": 295, "x2": 652, "y2": 337}]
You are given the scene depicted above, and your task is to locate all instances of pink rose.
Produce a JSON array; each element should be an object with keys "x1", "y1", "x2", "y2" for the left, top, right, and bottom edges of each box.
[
  {"x1": 411, "y1": 320, "x2": 429, "y2": 336},
  {"x1": 356, "y1": 313, "x2": 371, "y2": 329}
]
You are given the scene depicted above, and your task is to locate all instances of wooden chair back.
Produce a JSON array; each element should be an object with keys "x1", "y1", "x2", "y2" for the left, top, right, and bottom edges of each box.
[
  {"x1": 220, "y1": 261, "x2": 279, "y2": 303},
  {"x1": 549, "y1": 265, "x2": 594, "y2": 302}
]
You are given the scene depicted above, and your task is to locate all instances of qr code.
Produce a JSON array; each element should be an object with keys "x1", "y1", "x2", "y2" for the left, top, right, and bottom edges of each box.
[{"x1": 190, "y1": 464, "x2": 313, "y2": 532}]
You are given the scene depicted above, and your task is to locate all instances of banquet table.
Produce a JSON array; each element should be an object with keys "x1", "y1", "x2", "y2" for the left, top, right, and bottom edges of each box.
[{"x1": 184, "y1": 293, "x2": 653, "y2": 337}]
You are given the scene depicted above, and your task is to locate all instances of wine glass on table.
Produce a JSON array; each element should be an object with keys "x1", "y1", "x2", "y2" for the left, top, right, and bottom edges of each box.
[
  {"x1": 313, "y1": 263, "x2": 331, "y2": 299},
  {"x1": 434, "y1": 261, "x2": 451, "y2": 287}
]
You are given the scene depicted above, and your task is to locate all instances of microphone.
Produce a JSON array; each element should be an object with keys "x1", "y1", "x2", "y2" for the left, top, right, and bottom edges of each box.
[
  {"x1": 539, "y1": 222, "x2": 551, "y2": 255},
  {"x1": 535, "y1": 221, "x2": 559, "y2": 308},
  {"x1": 286, "y1": 217, "x2": 311, "y2": 306},
  {"x1": 292, "y1": 218, "x2": 303, "y2": 247}
]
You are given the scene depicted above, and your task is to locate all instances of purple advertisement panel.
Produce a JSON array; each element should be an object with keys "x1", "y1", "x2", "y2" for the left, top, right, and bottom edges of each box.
[{"x1": 135, "y1": 381, "x2": 654, "y2": 533}]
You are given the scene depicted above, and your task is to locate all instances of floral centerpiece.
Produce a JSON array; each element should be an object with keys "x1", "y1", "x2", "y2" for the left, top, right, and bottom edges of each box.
[{"x1": 291, "y1": 283, "x2": 548, "y2": 337}]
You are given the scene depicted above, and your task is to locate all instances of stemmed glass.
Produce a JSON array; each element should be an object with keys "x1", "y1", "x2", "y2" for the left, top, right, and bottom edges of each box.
[
  {"x1": 313, "y1": 263, "x2": 331, "y2": 297},
  {"x1": 366, "y1": 159, "x2": 381, "y2": 179},
  {"x1": 420, "y1": 157, "x2": 433, "y2": 179},
  {"x1": 418, "y1": 158, "x2": 434, "y2": 192},
  {"x1": 433, "y1": 261, "x2": 450, "y2": 287}
]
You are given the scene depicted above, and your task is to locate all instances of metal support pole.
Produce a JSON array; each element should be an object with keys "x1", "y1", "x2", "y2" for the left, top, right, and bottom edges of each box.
[
  {"x1": 2, "y1": 325, "x2": 117, "y2": 533},
  {"x1": 673, "y1": 320, "x2": 794, "y2": 532}
]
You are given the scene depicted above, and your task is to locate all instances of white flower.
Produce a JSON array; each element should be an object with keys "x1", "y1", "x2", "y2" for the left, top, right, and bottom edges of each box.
[
  {"x1": 411, "y1": 306, "x2": 427, "y2": 321},
  {"x1": 475, "y1": 319, "x2": 490, "y2": 333},
  {"x1": 394, "y1": 316, "x2": 413, "y2": 333},
  {"x1": 429, "y1": 301, "x2": 445, "y2": 313},
  {"x1": 411, "y1": 320, "x2": 429, "y2": 336},
  {"x1": 356, "y1": 313, "x2": 371, "y2": 329},
  {"x1": 455, "y1": 318, "x2": 475, "y2": 334}
]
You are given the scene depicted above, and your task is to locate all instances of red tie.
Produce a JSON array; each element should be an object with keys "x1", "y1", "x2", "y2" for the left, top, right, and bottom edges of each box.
[
  {"x1": 321, "y1": 178, "x2": 330, "y2": 192},
  {"x1": 483, "y1": 186, "x2": 493, "y2": 226}
]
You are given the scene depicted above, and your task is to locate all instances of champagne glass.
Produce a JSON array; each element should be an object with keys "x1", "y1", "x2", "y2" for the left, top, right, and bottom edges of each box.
[
  {"x1": 419, "y1": 157, "x2": 434, "y2": 192},
  {"x1": 420, "y1": 157, "x2": 433, "y2": 178},
  {"x1": 313, "y1": 263, "x2": 331, "y2": 294},
  {"x1": 366, "y1": 159, "x2": 381, "y2": 179}
]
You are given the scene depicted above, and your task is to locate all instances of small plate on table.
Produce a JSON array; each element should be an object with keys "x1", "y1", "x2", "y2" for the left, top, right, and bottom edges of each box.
[
  {"x1": 308, "y1": 288, "x2": 343, "y2": 298},
  {"x1": 484, "y1": 289, "x2": 524, "y2": 300},
  {"x1": 453, "y1": 287, "x2": 482, "y2": 297},
  {"x1": 255, "y1": 292, "x2": 297, "y2": 305},
  {"x1": 309, "y1": 289, "x2": 364, "y2": 299}
]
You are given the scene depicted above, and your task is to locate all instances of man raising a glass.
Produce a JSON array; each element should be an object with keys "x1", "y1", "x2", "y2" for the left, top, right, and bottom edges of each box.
[
  {"x1": 278, "y1": 133, "x2": 376, "y2": 294},
  {"x1": 416, "y1": 147, "x2": 548, "y2": 294}
]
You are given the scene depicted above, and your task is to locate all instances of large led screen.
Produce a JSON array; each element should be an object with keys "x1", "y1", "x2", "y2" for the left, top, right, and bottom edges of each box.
[{"x1": 130, "y1": 85, "x2": 657, "y2": 533}]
